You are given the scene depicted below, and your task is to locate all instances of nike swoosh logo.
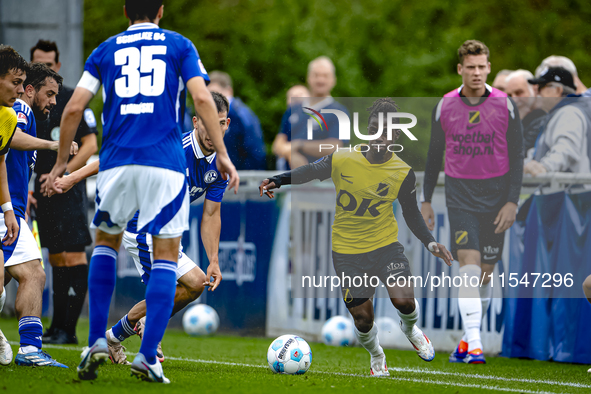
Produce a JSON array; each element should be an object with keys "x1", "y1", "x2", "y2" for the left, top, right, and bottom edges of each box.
[
  {"x1": 340, "y1": 173, "x2": 353, "y2": 184},
  {"x1": 388, "y1": 271, "x2": 404, "y2": 278},
  {"x1": 466, "y1": 312, "x2": 478, "y2": 316},
  {"x1": 467, "y1": 124, "x2": 478, "y2": 130},
  {"x1": 483, "y1": 255, "x2": 497, "y2": 260}
]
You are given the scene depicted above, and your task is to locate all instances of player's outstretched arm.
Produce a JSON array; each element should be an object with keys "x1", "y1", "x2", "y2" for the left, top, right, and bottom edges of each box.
[
  {"x1": 66, "y1": 133, "x2": 97, "y2": 173},
  {"x1": 50, "y1": 159, "x2": 100, "y2": 196},
  {"x1": 10, "y1": 128, "x2": 78, "y2": 154},
  {"x1": 201, "y1": 199, "x2": 222, "y2": 291},
  {"x1": 40, "y1": 87, "x2": 94, "y2": 196},
  {"x1": 186, "y1": 77, "x2": 239, "y2": 193},
  {"x1": 0, "y1": 156, "x2": 18, "y2": 246},
  {"x1": 398, "y1": 169, "x2": 453, "y2": 266},
  {"x1": 259, "y1": 154, "x2": 334, "y2": 199}
]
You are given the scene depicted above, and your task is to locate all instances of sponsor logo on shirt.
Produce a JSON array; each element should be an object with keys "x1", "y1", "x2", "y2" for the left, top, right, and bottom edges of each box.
[{"x1": 17, "y1": 112, "x2": 27, "y2": 125}]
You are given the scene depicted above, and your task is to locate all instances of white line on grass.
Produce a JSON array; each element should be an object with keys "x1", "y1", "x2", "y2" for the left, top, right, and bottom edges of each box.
[{"x1": 27, "y1": 343, "x2": 589, "y2": 392}]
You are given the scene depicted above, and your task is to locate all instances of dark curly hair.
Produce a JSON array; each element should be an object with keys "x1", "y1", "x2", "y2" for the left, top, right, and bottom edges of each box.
[{"x1": 367, "y1": 97, "x2": 399, "y2": 123}]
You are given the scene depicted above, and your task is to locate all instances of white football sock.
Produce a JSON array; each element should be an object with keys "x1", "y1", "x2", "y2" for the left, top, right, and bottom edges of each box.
[
  {"x1": 480, "y1": 280, "x2": 492, "y2": 317},
  {"x1": 106, "y1": 329, "x2": 120, "y2": 343},
  {"x1": 0, "y1": 287, "x2": 5, "y2": 313},
  {"x1": 354, "y1": 323, "x2": 383, "y2": 358},
  {"x1": 19, "y1": 345, "x2": 39, "y2": 354},
  {"x1": 397, "y1": 298, "x2": 421, "y2": 337},
  {"x1": 458, "y1": 265, "x2": 482, "y2": 352},
  {"x1": 460, "y1": 280, "x2": 492, "y2": 345}
]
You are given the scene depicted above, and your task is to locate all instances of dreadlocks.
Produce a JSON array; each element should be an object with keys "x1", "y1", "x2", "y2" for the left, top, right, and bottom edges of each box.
[{"x1": 366, "y1": 98, "x2": 400, "y2": 124}]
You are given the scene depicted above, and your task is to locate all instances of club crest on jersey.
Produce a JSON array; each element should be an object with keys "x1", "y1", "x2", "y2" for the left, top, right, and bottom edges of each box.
[
  {"x1": 204, "y1": 170, "x2": 217, "y2": 183},
  {"x1": 468, "y1": 111, "x2": 481, "y2": 124},
  {"x1": 17, "y1": 112, "x2": 27, "y2": 125}
]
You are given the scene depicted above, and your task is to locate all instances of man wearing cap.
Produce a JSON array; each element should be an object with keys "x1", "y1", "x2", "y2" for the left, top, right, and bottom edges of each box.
[{"x1": 524, "y1": 67, "x2": 591, "y2": 176}]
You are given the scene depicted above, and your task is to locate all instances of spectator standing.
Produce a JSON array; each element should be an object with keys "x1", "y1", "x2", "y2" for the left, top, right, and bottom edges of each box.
[
  {"x1": 536, "y1": 56, "x2": 588, "y2": 95},
  {"x1": 505, "y1": 69, "x2": 547, "y2": 153},
  {"x1": 525, "y1": 67, "x2": 591, "y2": 176},
  {"x1": 207, "y1": 71, "x2": 266, "y2": 170},
  {"x1": 273, "y1": 56, "x2": 348, "y2": 169},
  {"x1": 491, "y1": 69, "x2": 513, "y2": 92}
]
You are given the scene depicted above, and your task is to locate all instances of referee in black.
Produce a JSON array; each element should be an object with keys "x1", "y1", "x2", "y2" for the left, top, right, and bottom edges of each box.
[{"x1": 30, "y1": 40, "x2": 98, "y2": 344}]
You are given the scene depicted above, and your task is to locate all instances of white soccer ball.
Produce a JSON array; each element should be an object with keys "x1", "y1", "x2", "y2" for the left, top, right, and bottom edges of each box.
[
  {"x1": 182, "y1": 304, "x2": 220, "y2": 336},
  {"x1": 321, "y1": 315, "x2": 356, "y2": 347},
  {"x1": 267, "y1": 334, "x2": 312, "y2": 375},
  {"x1": 375, "y1": 316, "x2": 399, "y2": 348}
]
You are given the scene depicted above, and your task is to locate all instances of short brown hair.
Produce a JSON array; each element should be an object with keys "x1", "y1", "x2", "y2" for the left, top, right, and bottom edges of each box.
[
  {"x1": 0, "y1": 45, "x2": 29, "y2": 78},
  {"x1": 30, "y1": 39, "x2": 59, "y2": 63},
  {"x1": 458, "y1": 40, "x2": 490, "y2": 64},
  {"x1": 209, "y1": 71, "x2": 232, "y2": 89}
]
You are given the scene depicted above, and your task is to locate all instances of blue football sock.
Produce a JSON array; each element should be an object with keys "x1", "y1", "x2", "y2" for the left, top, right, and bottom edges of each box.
[
  {"x1": 111, "y1": 314, "x2": 136, "y2": 342},
  {"x1": 139, "y1": 259, "x2": 176, "y2": 364},
  {"x1": 88, "y1": 245, "x2": 118, "y2": 346},
  {"x1": 18, "y1": 316, "x2": 43, "y2": 349}
]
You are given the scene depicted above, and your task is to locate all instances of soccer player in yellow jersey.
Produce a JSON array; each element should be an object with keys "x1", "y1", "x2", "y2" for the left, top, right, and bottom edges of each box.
[
  {"x1": 260, "y1": 98, "x2": 453, "y2": 376},
  {"x1": 0, "y1": 45, "x2": 29, "y2": 365}
]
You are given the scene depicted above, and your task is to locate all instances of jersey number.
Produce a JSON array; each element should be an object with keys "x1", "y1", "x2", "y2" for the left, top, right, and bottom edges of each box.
[{"x1": 114, "y1": 46, "x2": 167, "y2": 98}]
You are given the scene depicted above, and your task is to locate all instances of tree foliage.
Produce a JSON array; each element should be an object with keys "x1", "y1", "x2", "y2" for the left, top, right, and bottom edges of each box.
[{"x1": 84, "y1": 0, "x2": 591, "y2": 169}]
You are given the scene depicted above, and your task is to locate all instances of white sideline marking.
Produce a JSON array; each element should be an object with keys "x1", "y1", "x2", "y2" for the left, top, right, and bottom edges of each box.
[{"x1": 21, "y1": 343, "x2": 589, "y2": 392}]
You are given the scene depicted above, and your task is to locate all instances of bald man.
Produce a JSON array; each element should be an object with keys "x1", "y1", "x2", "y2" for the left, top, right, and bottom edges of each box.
[
  {"x1": 273, "y1": 56, "x2": 348, "y2": 169},
  {"x1": 505, "y1": 70, "x2": 547, "y2": 154}
]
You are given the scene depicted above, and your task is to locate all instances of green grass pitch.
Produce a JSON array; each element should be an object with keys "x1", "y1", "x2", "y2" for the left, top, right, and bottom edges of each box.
[{"x1": 0, "y1": 317, "x2": 589, "y2": 393}]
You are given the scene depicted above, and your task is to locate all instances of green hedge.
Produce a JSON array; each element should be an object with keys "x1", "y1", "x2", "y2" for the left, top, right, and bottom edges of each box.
[{"x1": 84, "y1": 0, "x2": 591, "y2": 170}]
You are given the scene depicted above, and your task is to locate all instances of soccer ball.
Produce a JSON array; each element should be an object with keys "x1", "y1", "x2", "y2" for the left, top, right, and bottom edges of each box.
[
  {"x1": 375, "y1": 316, "x2": 398, "y2": 348},
  {"x1": 267, "y1": 335, "x2": 312, "y2": 375},
  {"x1": 321, "y1": 315, "x2": 356, "y2": 347},
  {"x1": 182, "y1": 304, "x2": 220, "y2": 336}
]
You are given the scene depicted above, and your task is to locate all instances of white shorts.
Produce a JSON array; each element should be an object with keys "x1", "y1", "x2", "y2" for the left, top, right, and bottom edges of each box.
[
  {"x1": 92, "y1": 165, "x2": 189, "y2": 238},
  {"x1": 1, "y1": 217, "x2": 42, "y2": 267},
  {"x1": 122, "y1": 230, "x2": 197, "y2": 284}
]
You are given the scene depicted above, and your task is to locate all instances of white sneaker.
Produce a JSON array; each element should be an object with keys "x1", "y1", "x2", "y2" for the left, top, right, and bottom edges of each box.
[
  {"x1": 400, "y1": 322, "x2": 435, "y2": 362},
  {"x1": 106, "y1": 330, "x2": 131, "y2": 365},
  {"x1": 130, "y1": 353, "x2": 170, "y2": 384},
  {"x1": 370, "y1": 353, "x2": 389, "y2": 377},
  {"x1": 77, "y1": 338, "x2": 109, "y2": 380},
  {"x1": 0, "y1": 329, "x2": 12, "y2": 365}
]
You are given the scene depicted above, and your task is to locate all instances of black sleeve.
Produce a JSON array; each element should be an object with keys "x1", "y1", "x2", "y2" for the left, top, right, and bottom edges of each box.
[
  {"x1": 506, "y1": 98, "x2": 524, "y2": 205},
  {"x1": 423, "y1": 104, "x2": 445, "y2": 203},
  {"x1": 268, "y1": 154, "x2": 333, "y2": 187},
  {"x1": 74, "y1": 108, "x2": 99, "y2": 142},
  {"x1": 398, "y1": 169, "x2": 437, "y2": 248}
]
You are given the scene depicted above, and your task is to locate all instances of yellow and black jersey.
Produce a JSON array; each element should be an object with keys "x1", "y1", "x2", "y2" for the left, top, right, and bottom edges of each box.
[
  {"x1": 0, "y1": 106, "x2": 17, "y2": 155},
  {"x1": 269, "y1": 150, "x2": 435, "y2": 254}
]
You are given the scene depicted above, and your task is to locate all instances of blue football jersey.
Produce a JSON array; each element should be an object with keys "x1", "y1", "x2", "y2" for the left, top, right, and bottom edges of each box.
[
  {"x1": 81, "y1": 22, "x2": 209, "y2": 174},
  {"x1": 126, "y1": 130, "x2": 228, "y2": 233},
  {"x1": 9, "y1": 100, "x2": 37, "y2": 219},
  {"x1": 182, "y1": 130, "x2": 228, "y2": 203}
]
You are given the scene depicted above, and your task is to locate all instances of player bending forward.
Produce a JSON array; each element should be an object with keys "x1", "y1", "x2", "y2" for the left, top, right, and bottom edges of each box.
[
  {"x1": 259, "y1": 98, "x2": 453, "y2": 376},
  {"x1": 54, "y1": 92, "x2": 230, "y2": 365}
]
